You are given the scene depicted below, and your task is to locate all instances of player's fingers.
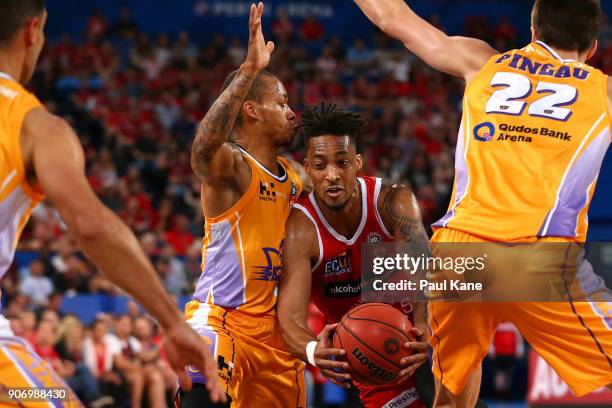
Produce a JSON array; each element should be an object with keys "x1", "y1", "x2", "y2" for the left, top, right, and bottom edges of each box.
[
  {"x1": 319, "y1": 365, "x2": 351, "y2": 380},
  {"x1": 252, "y1": 11, "x2": 261, "y2": 35},
  {"x1": 394, "y1": 371, "x2": 414, "y2": 385},
  {"x1": 400, "y1": 352, "x2": 428, "y2": 366},
  {"x1": 316, "y1": 358, "x2": 351, "y2": 372},
  {"x1": 318, "y1": 323, "x2": 339, "y2": 342},
  {"x1": 403, "y1": 341, "x2": 429, "y2": 352},
  {"x1": 321, "y1": 323, "x2": 339, "y2": 335},
  {"x1": 320, "y1": 369, "x2": 352, "y2": 388},
  {"x1": 201, "y1": 350, "x2": 218, "y2": 388},
  {"x1": 206, "y1": 379, "x2": 227, "y2": 403},
  {"x1": 410, "y1": 326, "x2": 424, "y2": 338},
  {"x1": 398, "y1": 362, "x2": 420, "y2": 376},
  {"x1": 248, "y1": 4, "x2": 255, "y2": 31},
  {"x1": 395, "y1": 363, "x2": 421, "y2": 382},
  {"x1": 316, "y1": 347, "x2": 345, "y2": 359},
  {"x1": 266, "y1": 41, "x2": 275, "y2": 54},
  {"x1": 254, "y1": 3, "x2": 263, "y2": 28}
]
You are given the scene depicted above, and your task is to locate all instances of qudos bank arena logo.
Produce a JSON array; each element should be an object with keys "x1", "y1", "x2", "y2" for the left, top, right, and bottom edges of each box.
[{"x1": 473, "y1": 122, "x2": 495, "y2": 142}]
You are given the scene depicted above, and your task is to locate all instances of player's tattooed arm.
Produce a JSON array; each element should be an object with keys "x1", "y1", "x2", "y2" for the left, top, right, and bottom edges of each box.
[
  {"x1": 380, "y1": 183, "x2": 429, "y2": 253},
  {"x1": 191, "y1": 70, "x2": 256, "y2": 170},
  {"x1": 379, "y1": 183, "x2": 430, "y2": 337},
  {"x1": 191, "y1": 3, "x2": 273, "y2": 181}
]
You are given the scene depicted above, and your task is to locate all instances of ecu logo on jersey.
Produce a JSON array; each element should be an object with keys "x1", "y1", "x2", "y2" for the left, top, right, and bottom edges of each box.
[{"x1": 324, "y1": 252, "x2": 351, "y2": 277}]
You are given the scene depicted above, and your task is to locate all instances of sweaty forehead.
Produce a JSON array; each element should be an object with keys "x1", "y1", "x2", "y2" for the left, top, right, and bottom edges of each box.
[
  {"x1": 309, "y1": 135, "x2": 354, "y2": 156},
  {"x1": 262, "y1": 77, "x2": 287, "y2": 99}
]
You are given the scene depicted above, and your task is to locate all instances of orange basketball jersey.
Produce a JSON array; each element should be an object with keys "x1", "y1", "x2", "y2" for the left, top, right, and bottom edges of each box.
[
  {"x1": 0, "y1": 72, "x2": 44, "y2": 281},
  {"x1": 193, "y1": 147, "x2": 303, "y2": 317},
  {"x1": 433, "y1": 41, "x2": 612, "y2": 241}
]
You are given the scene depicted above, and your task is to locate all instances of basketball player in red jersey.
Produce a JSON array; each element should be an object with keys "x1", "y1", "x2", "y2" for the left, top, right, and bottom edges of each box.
[
  {"x1": 0, "y1": 0, "x2": 223, "y2": 405},
  {"x1": 355, "y1": 0, "x2": 612, "y2": 407},
  {"x1": 277, "y1": 104, "x2": 430, "y2": 408}
]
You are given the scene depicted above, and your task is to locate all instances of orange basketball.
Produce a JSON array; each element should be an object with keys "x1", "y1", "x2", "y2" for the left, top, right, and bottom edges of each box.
[{"x1": 332, "y1": 303, "x2": 414, "y2": 386}]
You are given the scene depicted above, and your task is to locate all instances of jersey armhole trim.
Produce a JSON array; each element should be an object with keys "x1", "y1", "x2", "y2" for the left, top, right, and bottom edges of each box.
[
  {"x1": 293, "y1": 204, "x2": 323, "y2": 272},
  {"x1": 373, "y1": 178, "x2": 393, "y2": 238}
]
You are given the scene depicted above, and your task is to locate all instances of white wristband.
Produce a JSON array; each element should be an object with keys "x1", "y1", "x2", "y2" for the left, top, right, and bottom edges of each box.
[{"x1": 306, "y1": 341, "x2": 318, "y2": 366}]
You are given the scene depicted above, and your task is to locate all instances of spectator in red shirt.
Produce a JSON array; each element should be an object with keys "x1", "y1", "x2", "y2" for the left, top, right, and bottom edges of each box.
[
  {"x1": 34, "y1": 320, "x2": 65, "y2": 375},
  {"x1": 272, "y1": 9, "x2": 295, "y2": 45},
  {"x1": 164, "y1": 215, "x2": 194, "y2": 256},
  {"x1": 301, "y1": 15, "x2": 325, "y2": 42}
]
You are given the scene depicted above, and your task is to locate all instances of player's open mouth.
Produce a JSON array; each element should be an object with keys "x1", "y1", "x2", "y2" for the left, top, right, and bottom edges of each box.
[{"x1": 325, "y1": 186, "x2": 344, "y2": 198}]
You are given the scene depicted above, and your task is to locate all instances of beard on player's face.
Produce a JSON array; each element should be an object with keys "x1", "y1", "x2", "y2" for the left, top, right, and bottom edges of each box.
[
  {"x1": 322, "y1": 192, "x2": 353, "y2": 212},
  {"x1": 314, "y1": 170, "x2": 359, "y2": 213}
]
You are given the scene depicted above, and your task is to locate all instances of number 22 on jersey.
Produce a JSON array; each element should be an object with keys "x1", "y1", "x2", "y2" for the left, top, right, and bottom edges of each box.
[{"x1": 485, "y1": 72, "x2": 578, "y2": 122}]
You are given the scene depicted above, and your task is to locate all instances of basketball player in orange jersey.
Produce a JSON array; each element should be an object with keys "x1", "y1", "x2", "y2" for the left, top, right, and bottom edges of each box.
[
  {"x1": 277, "y1": 104, "x2": 431, "y2": 408},
  {"x1": 0, "y1": 0, "x2": 225, "y2": 406},
  {"x1": 178, "y1": 3, "x2": 309, "y2": 407},
  {"x1": 354, "y1": 0, "x2": 612, "y2": 406}
]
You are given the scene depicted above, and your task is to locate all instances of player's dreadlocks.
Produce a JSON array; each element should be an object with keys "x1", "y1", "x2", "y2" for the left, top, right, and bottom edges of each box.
[{"x1": 300, "y1": 102, "x2": 365, "y2": 144}]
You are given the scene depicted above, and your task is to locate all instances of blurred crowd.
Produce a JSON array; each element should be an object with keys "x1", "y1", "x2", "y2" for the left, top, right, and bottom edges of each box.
[
  {"x1": 9, "y1": 305, "x2": 175, "y2": 407},
  {"x1": 2, "y1": 7, "x2": 612, "y2": 406}
]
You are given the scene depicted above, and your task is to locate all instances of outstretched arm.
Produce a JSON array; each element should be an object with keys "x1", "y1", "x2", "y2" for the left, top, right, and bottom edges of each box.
[
  {"x1": 277, "y1": 209, "x2": 350, "y2": 387},
  {"x1": 354, "y1": 0, "x2": 497, "y2": 80},
  {"x1": 23, "y1": 108, "x2": 224, "y2": 402},
  {"x1": 191, "y1": 2, "x2": 274, "y2": 182}
]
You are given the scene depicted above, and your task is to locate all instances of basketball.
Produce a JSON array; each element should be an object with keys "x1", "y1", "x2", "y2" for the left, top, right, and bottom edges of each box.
[{"x1": 332, "y1": 303, "x2": 414, "y2": 386}]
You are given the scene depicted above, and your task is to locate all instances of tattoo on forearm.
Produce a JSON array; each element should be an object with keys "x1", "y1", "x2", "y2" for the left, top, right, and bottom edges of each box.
[{"x1": 192, "y1": 71, "x2": 257, "y2": 168}]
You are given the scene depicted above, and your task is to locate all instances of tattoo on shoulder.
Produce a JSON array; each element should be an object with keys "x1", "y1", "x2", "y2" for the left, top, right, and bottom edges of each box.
[{"x1": 380, "y1": 184, "x2": 428, "y2": 243}]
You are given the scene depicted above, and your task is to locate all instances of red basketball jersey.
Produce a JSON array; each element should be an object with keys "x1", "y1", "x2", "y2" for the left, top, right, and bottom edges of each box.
[
  {"x1": 295, "y1": 177, "x2": 424, "y2": 408},
  {"x1": 294, "y1": 176, "x2": 415, "y2": 322}
]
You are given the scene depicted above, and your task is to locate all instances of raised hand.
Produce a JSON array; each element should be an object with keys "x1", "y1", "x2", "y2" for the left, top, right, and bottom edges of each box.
[
  {"x1": 242, "y1": 2, "x2": 275, "y2": 72},
  {"x1": 163, "y1": 321, "x2": 227, "y2": 403}
]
